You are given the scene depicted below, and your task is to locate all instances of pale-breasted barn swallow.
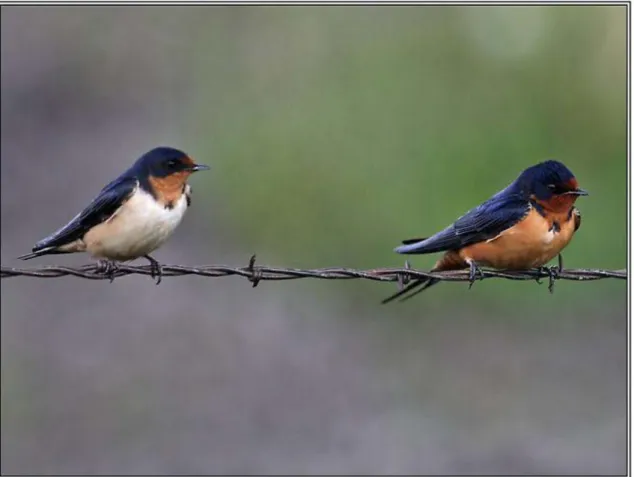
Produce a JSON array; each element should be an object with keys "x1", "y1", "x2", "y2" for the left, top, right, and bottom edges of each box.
[
  {"x1": 18, "y1": 146, "x2": 209, "y2": 283},
  {"x1": 382, "y1": 160, "x2": 587, "y2": 303}
]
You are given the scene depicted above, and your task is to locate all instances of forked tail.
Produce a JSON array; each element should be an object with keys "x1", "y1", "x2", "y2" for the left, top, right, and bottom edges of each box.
[
  {"x1": 381, "y1": 277, "x2": 441, "y2": 304},
  {"x1": 381, "y1": 251, "x2": 467, "y2": 304}
]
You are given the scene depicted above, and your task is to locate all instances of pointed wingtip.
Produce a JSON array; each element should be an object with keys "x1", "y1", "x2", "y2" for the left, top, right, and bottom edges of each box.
[
  {"x1": 17, "y1": 244, "x2": 49, "y2": 260},
  {"x1": 394, "y1": 243, "x2": 421, "y2": 254}
]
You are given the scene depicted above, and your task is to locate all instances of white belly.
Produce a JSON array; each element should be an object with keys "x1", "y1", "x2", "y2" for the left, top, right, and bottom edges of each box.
[{"x1": 84, "y1": 188, "x2": 188, "y2": 261}]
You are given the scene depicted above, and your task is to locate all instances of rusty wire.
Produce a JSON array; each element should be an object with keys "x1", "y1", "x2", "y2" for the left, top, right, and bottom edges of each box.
[{"x1": 0, "y1": 256, "x2": 626, "y2": 291}]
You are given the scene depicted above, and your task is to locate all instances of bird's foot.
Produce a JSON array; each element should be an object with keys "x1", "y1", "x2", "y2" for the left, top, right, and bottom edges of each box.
[
  {"x1": 96, "y1": 259, "x2": 119, "y2": 283},
  {"x1": 537, "y1": 265, "x2": 560, "y2": 294},
  {"x1": 144, "y1": 255, "x2": 163, "y2": 285},
  {"x1": 468, "y1": 261, "x2": 485, "y2": 290}
]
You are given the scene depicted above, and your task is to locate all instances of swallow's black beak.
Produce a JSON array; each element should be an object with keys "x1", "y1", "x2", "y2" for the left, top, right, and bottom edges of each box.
[
  {"x1": 566, "y1": 188, "x2": 588, "y2": 196},
  {"x1": 191, "y1": 164, "x2": 210, "y2": 172}
]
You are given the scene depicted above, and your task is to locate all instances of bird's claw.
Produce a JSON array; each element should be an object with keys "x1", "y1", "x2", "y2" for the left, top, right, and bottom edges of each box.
[
  {"x1": 150, "y1": 262, "x2": 162, "y2": 285},
  {"x1": 97, "y1": 260, "x2": 119, "y2": 283},
  {"x1": 144, "y1": 255, "x2": 163, "y2": 285},
  {"x1": 468, "y1": 262, "x2": 484, "y2": 290},
  {"x1": 537, "y1": 265, "x2": 560, "y2": 294}
]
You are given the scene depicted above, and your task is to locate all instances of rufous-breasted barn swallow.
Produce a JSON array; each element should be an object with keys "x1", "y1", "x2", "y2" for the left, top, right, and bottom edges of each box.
[
  {"x1": 382, "y1": 160, "x2": 587, "y2": 304},
  {"x1": 18, "y1": 147, "x2": 209, "y2": 283}
]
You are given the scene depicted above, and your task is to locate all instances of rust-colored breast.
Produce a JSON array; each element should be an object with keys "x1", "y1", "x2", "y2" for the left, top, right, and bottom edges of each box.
[
  {"x1": 149, "y1": 172, "x2": 190, "y2": 208},
  {"x1": 459, "y1": 206, "x2": 578, "y2": 270}
]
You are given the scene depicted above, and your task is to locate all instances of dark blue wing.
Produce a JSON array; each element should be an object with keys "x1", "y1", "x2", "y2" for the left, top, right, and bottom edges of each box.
[
  {"x1": 395, "y1": 192, "x2": 531, "y2": 255},
  {"x1": 32, "y1": 176, "x2": 138, "y2": 252}
]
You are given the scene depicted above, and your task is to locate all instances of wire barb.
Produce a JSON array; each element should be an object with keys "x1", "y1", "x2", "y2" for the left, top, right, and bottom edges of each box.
[
  {"x1": 397, "y1": 260, "x2": 412, "y2": 290},
  {"x1": 0, "y1": 263, "x2": 626, "y2": 288},
  {"x1": 247, "y1": 254, "x2": 261, "y2": 288}
]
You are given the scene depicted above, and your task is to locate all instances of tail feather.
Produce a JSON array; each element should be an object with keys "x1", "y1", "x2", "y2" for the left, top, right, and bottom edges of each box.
[
  {"x1": 382, "y1": 251, "x2": 466, "y2": 304},
  {"x1": 381, "y1": 277, "x2": 441, "y2": 304},
  {"x1": 397, "y1": 278, "x2": 441, "y2": 302}
]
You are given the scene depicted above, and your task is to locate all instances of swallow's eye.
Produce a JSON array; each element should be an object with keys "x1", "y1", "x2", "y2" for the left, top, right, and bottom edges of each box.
[
  {"x1": 166, "y1": 159, "x2": 180, "y2": 170},
  {"x1": 547, "y1": 184, "x2": 556, "y2": 190}
]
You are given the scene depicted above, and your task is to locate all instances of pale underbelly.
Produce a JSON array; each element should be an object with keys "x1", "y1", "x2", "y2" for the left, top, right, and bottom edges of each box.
[
  {"x1": 82, "y1": 192, "x2": 188, "y2": 261},
  {"x1": 85, "y1": 221, "x2": 178, "y2": 260}
]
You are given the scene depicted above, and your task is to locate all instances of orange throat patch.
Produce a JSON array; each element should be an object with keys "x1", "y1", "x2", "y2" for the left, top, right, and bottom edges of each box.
[
  {"x1": 149, "y1": 172, "x2": 191, "y2": 208},
  {"x1": 532, "y1": 194, "x2": 578, "y2": 214}
]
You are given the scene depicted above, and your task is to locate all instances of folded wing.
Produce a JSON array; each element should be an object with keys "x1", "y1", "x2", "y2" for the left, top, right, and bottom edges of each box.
[
  {"x1": 32, "y1": 177, "x2": 138, "y2": 253},
  {"x1": 395, "y1": 194, "x2": 531, "y2": 255}
]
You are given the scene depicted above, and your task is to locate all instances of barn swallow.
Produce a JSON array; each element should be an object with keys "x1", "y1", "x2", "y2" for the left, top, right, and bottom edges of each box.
[
  {"x1": 18, "y1": 146, "x2": 209, "y2": 283},
  {"x1": 382, "y1": 160, "x2": 587, "y2": 304}
]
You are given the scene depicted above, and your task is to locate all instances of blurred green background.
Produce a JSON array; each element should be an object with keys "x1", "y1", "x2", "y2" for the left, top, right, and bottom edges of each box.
[
  {"x1": 1, "y1": 5, "x2": 627, "y2": 474},
  {"x1": 195, "y1": 6, "x2": 626, "y2": 308}
]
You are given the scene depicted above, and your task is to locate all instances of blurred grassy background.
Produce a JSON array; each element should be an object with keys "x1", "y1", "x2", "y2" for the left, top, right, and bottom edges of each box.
[
  {"x1": 191, "y1": 6, "x2": 626, "y2": 308},
  {"x1": 1, "y1": 5, "x2": 627, "y2": 474}
]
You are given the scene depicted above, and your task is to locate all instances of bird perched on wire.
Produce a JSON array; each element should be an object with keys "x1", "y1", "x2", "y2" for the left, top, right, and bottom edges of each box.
[
  {"x1": 18, "y1": 146, "x2": 210, "y2": 284},
  {"x1": 382, "y1": 160, "x2": 587, "y2": 304}
]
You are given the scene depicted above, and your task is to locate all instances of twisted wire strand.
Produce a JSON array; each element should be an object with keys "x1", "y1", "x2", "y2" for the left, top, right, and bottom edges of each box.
[{"x1": 0, "y1": 258, "x2": 626, "y2": 285}]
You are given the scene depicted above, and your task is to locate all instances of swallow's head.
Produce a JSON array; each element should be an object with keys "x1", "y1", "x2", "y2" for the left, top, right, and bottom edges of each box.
[
  {"x1": 134, "y1": 146, "x2": 210, "y2": 206},
  {"x1": 518, "y1": 160, "x2": 587, "y2": 212},
  {"x1": 136, "y1": 146, "x2": 209, "y2": 178}
]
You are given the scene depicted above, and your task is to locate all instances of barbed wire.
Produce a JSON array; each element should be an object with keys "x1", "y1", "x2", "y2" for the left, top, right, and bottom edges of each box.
[{"x1": 0, "y1": 256, "x2": 626, "y2": 292}]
